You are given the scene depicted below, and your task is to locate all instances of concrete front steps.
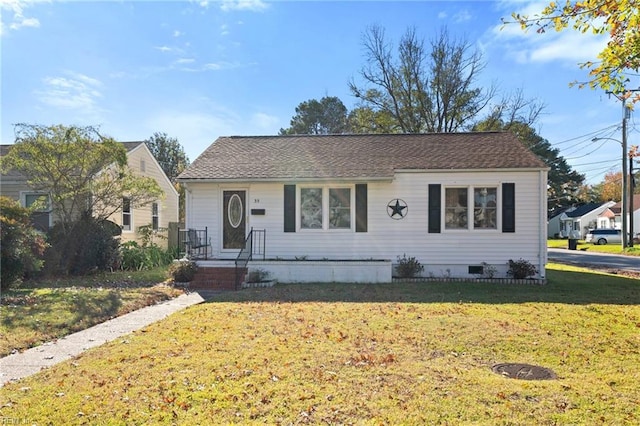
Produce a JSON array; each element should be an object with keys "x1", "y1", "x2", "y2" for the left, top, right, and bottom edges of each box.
[{"x1": 189, "y1": 266, "x2": 246, "y2": 291}]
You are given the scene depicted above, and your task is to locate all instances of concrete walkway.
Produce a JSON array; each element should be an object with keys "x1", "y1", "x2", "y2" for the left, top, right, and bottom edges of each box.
[{"x1": 0, "y1": 291, "x2": 208, "y2": 387}]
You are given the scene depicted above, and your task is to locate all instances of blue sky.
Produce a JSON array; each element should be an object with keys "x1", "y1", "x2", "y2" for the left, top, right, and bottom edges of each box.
[{"x1": 2, "y1": 0, "x2": 637, "y2": 185}]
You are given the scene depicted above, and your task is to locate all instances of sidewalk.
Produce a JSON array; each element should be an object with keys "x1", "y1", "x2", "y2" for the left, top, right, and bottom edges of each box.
[{"x1": 0, "y1": 291, "x2": 208, "y2": 387}]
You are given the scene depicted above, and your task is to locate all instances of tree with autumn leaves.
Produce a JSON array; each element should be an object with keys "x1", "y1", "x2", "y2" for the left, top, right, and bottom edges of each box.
[{"x1": 509, "y1": 0, "x2": 640, "y2": 101}]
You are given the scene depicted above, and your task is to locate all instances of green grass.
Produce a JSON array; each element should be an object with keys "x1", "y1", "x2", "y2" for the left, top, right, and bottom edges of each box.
[
  {"x1": 0, "y1": 268, "x2": 183, "y2": 357},
  {"x1": 547, "y1": 238, "x2": 640, "y2": 255},
  {"x1": 1, "y1": 263, "x2": 638, "y2": 424}
]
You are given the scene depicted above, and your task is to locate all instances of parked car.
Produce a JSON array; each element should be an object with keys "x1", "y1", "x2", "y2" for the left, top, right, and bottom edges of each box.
[{"x1": 585, "y1": 229, "x2": 622, "y2": 245}]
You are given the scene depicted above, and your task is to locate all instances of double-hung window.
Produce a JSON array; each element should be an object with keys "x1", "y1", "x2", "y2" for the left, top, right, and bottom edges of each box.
[
  {"x1": 24, "y1": 193, "x2": 51, "y2": 232},
  {"x1": 151, "y1": 202, "x2": 159, "y2": 231},
  {"x1": 122, "y1": 197, "x2": 132, "y2": 231},
  {"x1": 473, "y1": 187, "x2": 497, "y2": 229},
  {"x1": 444, "y1": 186, "x2": 498, "y2": 230},
  {"x1": 300, "y1": 186, "x2": 352, "y2": 230},
  {"x1": 445, "y1": 188, "x2": 468, "y2": 229},
  {"x1": 300, "y1": 188, "x2": 323, "y2": 229},
  {"x1": 329, "y1": 188, "x2": 351, "y2": 229}
]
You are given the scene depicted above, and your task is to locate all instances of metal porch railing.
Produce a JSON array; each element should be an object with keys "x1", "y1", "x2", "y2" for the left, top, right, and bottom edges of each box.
[{"x1": 235, "y1": 228, "x2": 266, "y2": 289}]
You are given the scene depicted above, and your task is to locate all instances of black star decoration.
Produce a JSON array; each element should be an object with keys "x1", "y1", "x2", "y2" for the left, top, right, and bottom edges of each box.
[{"x1": 387, "y1": 199, "x2": 407, "y2": 219}]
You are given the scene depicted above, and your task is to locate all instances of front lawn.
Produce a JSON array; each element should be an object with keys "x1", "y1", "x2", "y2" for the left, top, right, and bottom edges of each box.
[
  {"x1": 0, "y1": 268, "x2": 183, "y2": 357},
  {"x1": 1, "y1": 263, "x2": 638, "y2": 424}
]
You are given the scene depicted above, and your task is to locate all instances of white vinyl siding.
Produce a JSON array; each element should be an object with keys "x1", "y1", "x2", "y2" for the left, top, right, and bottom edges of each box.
[{"x1": 184, "y1": 169, "x2": 546, "y2": 276}]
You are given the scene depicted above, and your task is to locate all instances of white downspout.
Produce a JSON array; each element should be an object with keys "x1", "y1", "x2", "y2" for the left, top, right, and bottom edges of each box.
[{"x1": 539, "y1": 170, "x2": 548, "y2": 280}]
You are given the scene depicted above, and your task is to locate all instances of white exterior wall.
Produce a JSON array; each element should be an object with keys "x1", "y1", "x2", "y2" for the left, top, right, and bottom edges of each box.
[
  {"x1": 574, "y1": 202, "x2": 615, "y2": 238},
  {"x1": 547, "y1": 214, "x2": 562, "y2": 238},
  {"x1": 184, "y1": 169, "x2": 547, "y2": 279},
  {"x1": 107, "y1": 144, "x2": 179, "y2": 246}
]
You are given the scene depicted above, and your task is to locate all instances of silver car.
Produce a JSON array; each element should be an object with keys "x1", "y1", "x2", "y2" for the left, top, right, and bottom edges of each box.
[{"x1": 585, "y1": 229, "x2": 622, "y2": 245}]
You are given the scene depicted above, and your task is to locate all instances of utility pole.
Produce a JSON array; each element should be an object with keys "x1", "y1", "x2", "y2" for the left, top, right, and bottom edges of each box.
[
  {"x1": 622, "y1": 107, "x2": 628, "y2": 249},
  {"x1": 630, "y1": 145, "x2": 638, "y2": 247},
  {"x1": 608, "y1": 89, "x2": 639, "y2": 249}
]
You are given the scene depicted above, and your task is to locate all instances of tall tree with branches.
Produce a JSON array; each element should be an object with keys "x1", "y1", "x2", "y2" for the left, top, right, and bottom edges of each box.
[
  {"x1": 279, "y1": 96, "x2": 350, "y2": 135},
  {"x1": 145, "y1": 132, "x2": 190, "y2": 183},
  {"x1": 145, "y1": 132, "x2": 190, "y2": 221},
  {"x1": 349, "y1": 25, "x2": 494, "y2": 133}
]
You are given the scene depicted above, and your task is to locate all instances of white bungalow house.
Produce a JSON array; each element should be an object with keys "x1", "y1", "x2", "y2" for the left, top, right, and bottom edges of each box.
[
  {"x1": 598, "y1": 194, "x2": 640, "y2": 234},
  {"x1": 177, "y1": 132, "x2": 548, "y2": 287},
  {"x1": 547, "y1": 201, "x2": 616, "y2": 238}
]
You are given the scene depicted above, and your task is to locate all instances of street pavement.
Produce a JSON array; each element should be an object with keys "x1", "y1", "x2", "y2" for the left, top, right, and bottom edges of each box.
[{"x1": 548, "y1": 247, "x2": 640, "y2": 273}]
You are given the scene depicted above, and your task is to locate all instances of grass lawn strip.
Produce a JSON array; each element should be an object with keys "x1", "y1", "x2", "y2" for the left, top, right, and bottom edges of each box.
[
  {"x1": 0, "y1": 264, "x2": 638, "y2": 424},
  {"x1": 547, "y1": 238, "x2": 640, "y2": 256},
  {"x1": 0, "y1": 268, "x2": 182, "y2": 356}
]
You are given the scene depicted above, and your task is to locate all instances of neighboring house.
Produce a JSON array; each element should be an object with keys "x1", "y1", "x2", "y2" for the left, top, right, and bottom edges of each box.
[
  {"x1": 0, "y1": 142, "x2": 179, "y2": 246},
  {"x1": 598, "y1": 194, "x2": 640, "y2": 235},
  {"x1": 549, "y1": 202, "x2": 616, "y2": 239},
  {"x1": 178, "y1": 132, "x2": 549, "y2": 283}
]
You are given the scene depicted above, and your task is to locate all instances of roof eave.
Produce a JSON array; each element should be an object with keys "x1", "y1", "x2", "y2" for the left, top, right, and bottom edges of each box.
[
  {"x1": 178, "y1": 176, "x2": 394, "y2": 184},
  {"x1": 394, "y1": 167, "x2": 550, "y2": 173}
]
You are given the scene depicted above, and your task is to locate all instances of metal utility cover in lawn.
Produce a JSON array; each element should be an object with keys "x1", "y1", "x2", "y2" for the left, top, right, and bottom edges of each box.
[{"x1": 492, "y1": 363, "x2": 557, "y2": 380}]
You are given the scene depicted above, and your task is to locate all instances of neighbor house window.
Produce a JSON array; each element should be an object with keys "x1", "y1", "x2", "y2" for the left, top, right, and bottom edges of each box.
[
  {"x1": 300, "y1": 188, "x2": 323, "y2": 229},
  {"x1": 24, "y1": 193, "x2": 49, "y2": 211},
  {"x1": 329, "y1": 188, "x2": 351, "y2": 229},
  {"x1": 473, "y1": 187, "x2": 497, "y2": 229},
  {"x1": 151, "y1": 202, "x2": 159, "y2": 230},
  {"x1": 24, "y1": 193, "x2": 51, "y2": 232},
  {"x1": 140, "y1": 159, "x2": 146, "y2": 172},
  {"x1": 122, "y1": 197, "x2": 132, "y2": 231},
  {"x1": 445, "y1": 188, "x2": 468, "y2": 229}
]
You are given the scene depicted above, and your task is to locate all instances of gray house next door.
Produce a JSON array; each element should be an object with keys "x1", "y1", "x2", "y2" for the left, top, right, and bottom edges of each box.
[{"x1": 223, "y1": 190, "x2": 246, "y2": 249}]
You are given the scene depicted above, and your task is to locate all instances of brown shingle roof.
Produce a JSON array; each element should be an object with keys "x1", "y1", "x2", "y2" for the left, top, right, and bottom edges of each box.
[{"x1": 178, "y1": 132, "x2": 548, "y2": 181}]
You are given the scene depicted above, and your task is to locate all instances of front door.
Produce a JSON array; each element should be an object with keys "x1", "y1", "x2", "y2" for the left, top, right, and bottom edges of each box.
[{"x1": 223, "y1": 190, "x2": 246, "y2": 249}]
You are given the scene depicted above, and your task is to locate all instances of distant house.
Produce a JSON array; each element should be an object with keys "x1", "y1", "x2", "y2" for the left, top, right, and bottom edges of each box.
[
  {"x1": 548, "y1": 202, "x2": 615, "y2": 239},
  {"x1": 598, "y1": 194, "x2": 640, "y2": 235},
  {"x1": 0, "y1": 142, "x2": 178, "y2": 246},
  {"x1": 178, "y1": 132, "x2": 549, "y2": 285}
]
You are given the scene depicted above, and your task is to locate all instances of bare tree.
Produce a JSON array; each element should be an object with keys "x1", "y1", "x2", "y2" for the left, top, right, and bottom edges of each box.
[
  {"x1": 478, "y1": 88, "x2": 546, "y2": 132},
  {"x1": 349, "y1": 25, "x2": 495, "y2": 133}
]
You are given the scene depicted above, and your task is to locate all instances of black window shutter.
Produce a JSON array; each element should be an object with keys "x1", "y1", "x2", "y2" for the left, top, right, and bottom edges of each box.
[
  {"x1": 355, "y1": 184, "x2": 368, "y2": 232},
  {"x1": 428, "y1": 184, "x2": 441, "y2": 233},
  {"x1": 284, "y1": 184, "x2": 296, "y2": 233},
  {"x1": 502, "y1": 183, "x2": 515, "y2": 233}
]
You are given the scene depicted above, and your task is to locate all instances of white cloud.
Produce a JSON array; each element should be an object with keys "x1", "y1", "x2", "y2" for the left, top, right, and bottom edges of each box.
[
  {"x1": 1, "y1": 0, "x2": 41, "y2": 35},
  {"x1": 35, "y1": 71, "x2": 104, "y2": 113},
  {"x1": 173, "y1": 30, "x2": 183, "y2": 37},
  {"x1": 220, "y1": 23, "x2": 229, "y2": 36},
  {"x1": 528, "y1": 32, "x2": 607, "y2": 64},
  {"x1": 490, "y1": 1, "x2": 608, "y2": 66},
  {"x1": 219, "y1": 0, "x2": 269, "y2": 12},
  {"x1": 453, "y1": 10, "x2": 472, "y2": 23},
  {"x1": 437, "y1": 11, "x2": 447, "y2": 19},
  {"x1": 251, "y1": 112, "x2": 279, "y2": 130}
]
